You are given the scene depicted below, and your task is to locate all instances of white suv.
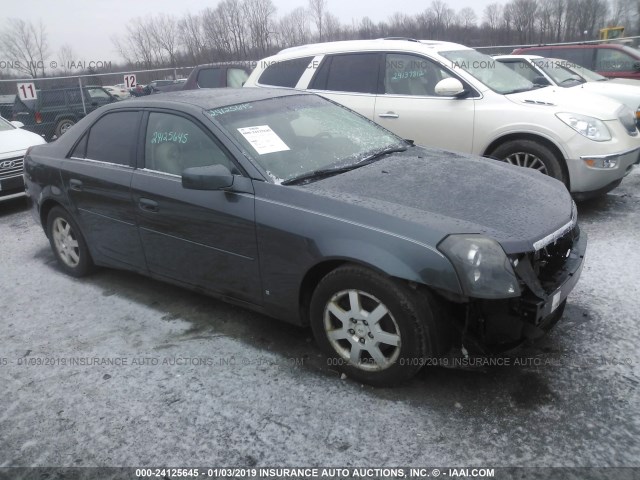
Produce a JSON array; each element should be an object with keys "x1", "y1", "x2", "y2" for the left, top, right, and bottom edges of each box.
[{"x1": 245, "y1": 38, "x2": 640, "y2": 198}]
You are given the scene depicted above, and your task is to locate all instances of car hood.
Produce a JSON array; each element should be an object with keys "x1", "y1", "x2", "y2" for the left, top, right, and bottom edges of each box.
[
  {"x1": 299, "y1": 147, "x2": 574, "y2": 255},
  {"x1": 506, "y1": 86, "x2": 624, "y2": 120},
  {"x1": 0, "y1": 128, "x2": 46, "y2": 156},
  {"x1": 576, "y1": 82, "x2": 640, "y2": 108}
]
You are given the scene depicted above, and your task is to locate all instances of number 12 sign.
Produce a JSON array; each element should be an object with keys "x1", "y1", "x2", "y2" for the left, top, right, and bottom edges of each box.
[
  {"x1": 124, "y1": 74, "x2": 136, "y2": 89},
  {"x1": 17, "y1": 83, "x2": 37, "y2": 101}
]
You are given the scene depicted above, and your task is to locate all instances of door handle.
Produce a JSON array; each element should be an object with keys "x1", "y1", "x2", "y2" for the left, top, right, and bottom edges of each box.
[
  {"x1": 139, "y1": 198, "x2": 159, "y2": 213},
  {"x1": 69, "y1": 179, "x2": 83, "y2": 191},
  {"x1": 378, "y1": 112, "x2": 399, "y2": 119}
]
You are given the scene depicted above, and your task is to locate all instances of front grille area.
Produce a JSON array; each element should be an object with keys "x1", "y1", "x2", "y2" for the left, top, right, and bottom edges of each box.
[
  {"x1": 529, "y1": 225, "x2": 580, "y2": 292},
  {"x1": 0, "y1": 156, "x2": 24, "y2": 180}
]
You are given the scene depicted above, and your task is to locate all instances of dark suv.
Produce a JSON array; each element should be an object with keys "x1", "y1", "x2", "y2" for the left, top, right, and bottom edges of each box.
[
  {"x1": 182, "y1": 63, "x2": 253, "y2": 90},
  {"x1": 12, "y1": 86, "x2": 116, "y2": 140},
  {"x1": 512, "y1": 43, "x2": 640, "y2": 80}
]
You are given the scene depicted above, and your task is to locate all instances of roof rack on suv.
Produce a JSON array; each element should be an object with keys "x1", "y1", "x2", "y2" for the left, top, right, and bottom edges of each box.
[{"x1": 381, "y1": 37, "x2": 420, "y2": 42}]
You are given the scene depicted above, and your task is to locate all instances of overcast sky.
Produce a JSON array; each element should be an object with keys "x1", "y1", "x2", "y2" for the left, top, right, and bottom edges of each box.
[{"x1": 2, "y1": 0, "x2": 495, "y2": 65}]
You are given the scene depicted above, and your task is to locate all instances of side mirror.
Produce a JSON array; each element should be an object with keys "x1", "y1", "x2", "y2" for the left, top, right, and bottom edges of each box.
[
  {"x1": 434, "y1": 78, "x2": 467, "y2": 97},
  {"x1": 10, "y1": 120, "x2": 24, "y2": 128},
  {"x1": 633, "y1": 62, "x2": 640, "y2": 72},
  {"x1": 182, "y1": 164, "x2": 234, "y2": 190},
  {"x1": 532, "y1": 76, "x2": 551, "y2": 86}
]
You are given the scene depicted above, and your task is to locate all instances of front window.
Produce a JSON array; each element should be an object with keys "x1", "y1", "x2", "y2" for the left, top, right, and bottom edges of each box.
[
  {"x1": 208, "y1": 95, "x2": 404, "y2": 184},
  {"x1": 384, "y1": 53, "x2": 453, "y2": 96},
  {"x1": 595, "y1": 48, "x2": 637, "y2": 72},
  {"x1": 227, "y1": 68, "x2": 249, "y2": 88},
  {"x1": 440, "y1": 49, "x2": 534, "y2": 94}
]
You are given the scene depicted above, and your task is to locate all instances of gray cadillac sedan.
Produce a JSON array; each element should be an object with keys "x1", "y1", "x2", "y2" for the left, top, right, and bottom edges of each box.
[{"x1": 24, "y1": 89, "x2": 586, "y2": 386}]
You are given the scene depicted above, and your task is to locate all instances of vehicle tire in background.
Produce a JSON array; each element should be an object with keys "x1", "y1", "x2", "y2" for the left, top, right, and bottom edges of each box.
[
  {"x1": 491, "y1": 139, "x2": 566, "y2": 184},
  {"x1": 46, "y1": 206, "x2": 94, "y2": 277},
  {"x1": 55, "y1": 118, "x2": 75, "y2": 138},
  {"x1": 310, "y1": 264, "x2": 441, "y2": 387}
]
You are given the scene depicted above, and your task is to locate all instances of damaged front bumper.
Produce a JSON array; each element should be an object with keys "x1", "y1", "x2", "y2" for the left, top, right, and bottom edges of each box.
[{"x1": 461, "y1": 227, "x2": 587, "y2": 353}]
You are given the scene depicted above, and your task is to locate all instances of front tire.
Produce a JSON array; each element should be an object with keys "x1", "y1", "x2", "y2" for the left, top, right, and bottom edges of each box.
[
  {"x1": 310, "y1": 265, "x2": 439, "y2": 387},
  {"x1": 46, "y1": 206, "x2": 94, "y2": 277},
  {"x1": 491, "y1": 139, "x2": 566, "y2": 184}
]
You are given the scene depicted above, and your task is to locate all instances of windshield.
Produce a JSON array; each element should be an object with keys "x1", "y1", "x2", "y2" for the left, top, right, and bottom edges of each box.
[
  {"x1": 532, "y1": 59, "x2": 585, "y2": 86},
  {"x1": 208, "y1": 95, "x2": 405, "y2": 184},
  {"x1": 440, "y1": 49, "x2": 534, "y2": 94}
]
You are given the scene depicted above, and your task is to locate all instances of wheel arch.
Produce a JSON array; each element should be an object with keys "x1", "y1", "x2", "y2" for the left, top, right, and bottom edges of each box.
[
  {"x1": 296, "y1": 252, "x2": 459, "y2": 326},
  {"x1": 483, "y1": 133, "x2": 570, "y2": 189},
  {"x1": 39, "y1": 198, "x2": 65, "y2": 232}
]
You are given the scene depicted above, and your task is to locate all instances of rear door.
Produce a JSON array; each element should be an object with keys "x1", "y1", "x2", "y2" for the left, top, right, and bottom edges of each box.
[
  {"x1": 60, "y1": 110, "x2": 146, "y2": 271},
  {"x1": 130, "y1": 110, "x2": 262, "y2": 304},
  {"x1": 307, "y1": 52, "x2": 381, "y2": 120}
]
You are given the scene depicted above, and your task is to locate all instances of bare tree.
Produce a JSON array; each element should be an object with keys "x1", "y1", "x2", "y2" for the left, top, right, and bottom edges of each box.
[
  {"x1": 179, "y1": 13, "x2": 207, "y2": 65},
  {"x1": 151, "y1": 14, "x2": 180, "y2": 67},
  {"x1": 0, "y1": 19, "x2": 49, "y2": 78},
  {"x1": 244, "y1": 0, "x2": 277, "y2": 56},
  {"x1": 323, "y1": 12, "x2": 343, "y2": 40},
  {"x1": 57, "y1": 44, "x2": 76, "y2": 75},
  {"x1": 483, "y1": 3, "x2": 503, "y2": 43},
  {"x1": 279, "y1": 7, "x2": 311, "y2": 48},
  {"x1": 309, "y1": 0, "x2": 327, "y2": 41}
]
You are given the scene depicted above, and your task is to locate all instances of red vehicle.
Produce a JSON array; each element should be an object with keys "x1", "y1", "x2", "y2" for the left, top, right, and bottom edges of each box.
[{"x1": 512, "y1": 43, "x2": 640, "y2": 80}]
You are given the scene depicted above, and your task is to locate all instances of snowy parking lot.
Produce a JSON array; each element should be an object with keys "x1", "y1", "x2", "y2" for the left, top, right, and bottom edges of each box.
[{"x1": 1, "y1": 170, "x2": 639, "y2": 475}]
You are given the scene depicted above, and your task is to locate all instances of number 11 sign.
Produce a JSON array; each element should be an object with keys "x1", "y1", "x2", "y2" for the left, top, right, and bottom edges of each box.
[{"x1": 17, "y1": 83, "x2": 37, "y2": 101}]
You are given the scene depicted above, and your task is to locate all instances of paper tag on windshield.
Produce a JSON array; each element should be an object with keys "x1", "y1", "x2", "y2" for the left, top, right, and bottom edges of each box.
[{"x1": 237, "y1": 125, "x2": 290, "y2": 155}]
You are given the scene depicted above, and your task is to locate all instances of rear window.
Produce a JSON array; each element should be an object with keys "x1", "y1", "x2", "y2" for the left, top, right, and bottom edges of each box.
[
  {"x1": 311, "y1": 53, "x2": 380, "y2": 94},
  {"x1": 197, "y1": 68, "x2": 224, "y2": 88},
  {"x1": 258, "y1": 57, "x2": 313, "y2": 88},
  {"x1": 41, "y1": 90, "x2": 66, "y2": 107},
  {"x1": 86, "y1": 112, "x2": 139, "y2": 166}
]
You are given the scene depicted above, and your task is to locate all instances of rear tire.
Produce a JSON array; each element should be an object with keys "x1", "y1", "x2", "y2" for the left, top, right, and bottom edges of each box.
[
  {"x1": 491, "y1": 139, "x2": 566, "y2": 184},
  {"x1": 46, "y1": 206, "x2": 94, "y2": 277},
  {"x1": 310, "y1": 264, "x2": 443, "y2": 387},
  {"x1": 55, "y1": 118, "x2": 75, "y2": 138}
]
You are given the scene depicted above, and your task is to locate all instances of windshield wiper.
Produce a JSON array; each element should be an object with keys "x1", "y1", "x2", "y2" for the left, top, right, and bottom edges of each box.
[
  {"x1": 503, "y1": 86, "x2": 536, "y2": 94},
  {"x1": 282, "y1": 145, "x2": 408, "y2": 185},
  {"x1": 560, "y1": 77, "x2": 585, "y2": 85}
]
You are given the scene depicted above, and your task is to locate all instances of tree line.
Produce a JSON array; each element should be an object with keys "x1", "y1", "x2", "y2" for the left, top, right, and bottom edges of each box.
[{"x1": 1, "y1": 0, "x2": 639, "y2": 79}]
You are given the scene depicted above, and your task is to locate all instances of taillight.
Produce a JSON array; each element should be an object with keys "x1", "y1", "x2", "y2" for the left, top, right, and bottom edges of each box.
[{"x1": 35, "y1": 111, "x2": 42, "y2": 124}]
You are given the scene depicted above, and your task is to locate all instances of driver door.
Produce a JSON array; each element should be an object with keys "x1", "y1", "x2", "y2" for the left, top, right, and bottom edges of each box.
[
  {"x1": 131, "y1": 111, "x2": 262, "y2": 304},
  {"x1": 374, "y1": 53, "x2": 476, "y2": 153}
]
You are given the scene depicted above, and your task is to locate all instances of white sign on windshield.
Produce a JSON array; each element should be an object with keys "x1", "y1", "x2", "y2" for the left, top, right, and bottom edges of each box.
[
  {"x1": 237, "y1": 125, "x2": 290, "y2": 155},
  {"x1": 17, "y1": 83, "x2": 37, "y2": 101}
]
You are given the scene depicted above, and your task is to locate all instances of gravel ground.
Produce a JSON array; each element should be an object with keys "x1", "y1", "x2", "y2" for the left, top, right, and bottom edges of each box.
[{"x1": 0, "y1": 170, "x2": 638, "y2": 478}]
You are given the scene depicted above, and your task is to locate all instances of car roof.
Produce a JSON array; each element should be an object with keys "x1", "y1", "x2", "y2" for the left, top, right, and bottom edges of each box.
[
  {"x1": 494, "y1": 54, "x2": 543, "y2": 60},
  {"x1": 275, "y1": 38, "x2": 469, "y2": 58},
  {"x1": 106, "y1": 87, "x2": 311, "y2": 110}
]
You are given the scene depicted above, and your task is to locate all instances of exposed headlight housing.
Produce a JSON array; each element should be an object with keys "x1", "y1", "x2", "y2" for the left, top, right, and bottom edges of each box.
[
  {"x1": 556, "y1": 112, "x2": 611, "y2": 142},
  {"x1": 438, "y1": 235, "x2": 521, "y2": 299}
]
